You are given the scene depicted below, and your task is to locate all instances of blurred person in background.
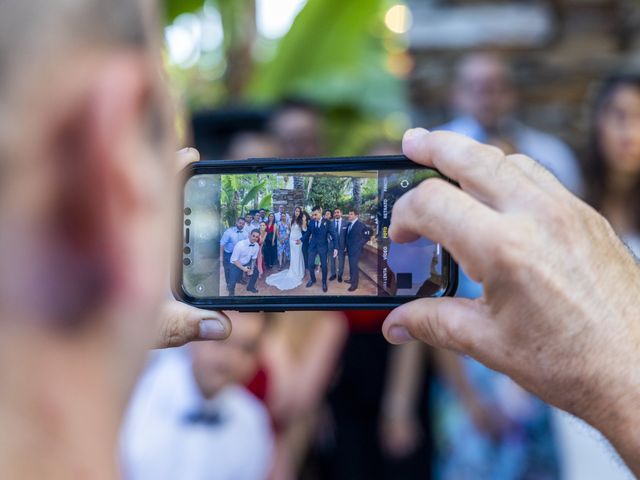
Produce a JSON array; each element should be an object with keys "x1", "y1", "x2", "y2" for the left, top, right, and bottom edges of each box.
[
  {"x1": 317, "y1": 142, "x2": 434, "y2": 480},
  {"x1": 258, "y1": 100, "x2": 348, "y2": 479},
  {"x1": 432, "y1": 51, "x2": 563, "y2": 480},
  {"x1": 0, "y1": 2, "x2": 239, "y2": 477},
  {"x1": 270, "y1": 99, "x2": 324, "y2": 159},
  {"x1": 439, "y1": 52, "x2": 583, "y2": 196},
  {"x1": 226, "y1": 131, "x2": 278, "y2": 161},
  {"x1": 583, "y1": 71, "x2": 640, "y2": 255},
  {"x1": 551, "y1": 71, "x2": 640, "y2": 480},
  {"x1": 120, "y1": 312, "x2": 273, "y2": 480}
]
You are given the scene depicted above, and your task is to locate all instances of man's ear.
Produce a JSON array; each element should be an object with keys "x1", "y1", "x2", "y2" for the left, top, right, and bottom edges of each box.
[{"x1": 44, "y1": 54, "x2": 155, "y2": 325}]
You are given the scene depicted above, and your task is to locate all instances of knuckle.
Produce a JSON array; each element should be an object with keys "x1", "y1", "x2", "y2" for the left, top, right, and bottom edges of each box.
[
  {"x1": 163, "y1": 315, "x2": 187, "y2": 348},
  {"x1": 413, "y1": 306, "x2": 456, "y2": 350}
]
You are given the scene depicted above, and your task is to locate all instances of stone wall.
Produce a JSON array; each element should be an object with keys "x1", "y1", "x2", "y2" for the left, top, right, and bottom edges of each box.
[
  {"x1": 406, "y1": 0, "x2": 640, "y2": 157},
  {"x1": 271, "y1": 188, "x2": 305, "y2": 217}
]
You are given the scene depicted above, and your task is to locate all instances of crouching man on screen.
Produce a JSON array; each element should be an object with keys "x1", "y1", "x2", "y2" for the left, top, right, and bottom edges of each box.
[
  {"x1": 229, "y1": 229, "x2": 260, "y2": 295},
  {"x1": 345, "y1": 209, "x2": 370, "y2": 292}
]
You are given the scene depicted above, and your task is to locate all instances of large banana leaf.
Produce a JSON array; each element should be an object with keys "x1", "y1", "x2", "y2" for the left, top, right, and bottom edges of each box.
[
  {"x1": 164, "y1": 0, "x2": 205, "y2": 22},
  {"x1": 246, "y1": 0, "x2": 404, "y2": 116},
  {"x1": 259, "y1": 194, "x2": 273, "y2": 210},
  {"x1": 241, "y1": 180, "x2": 267, "y2": 206}
]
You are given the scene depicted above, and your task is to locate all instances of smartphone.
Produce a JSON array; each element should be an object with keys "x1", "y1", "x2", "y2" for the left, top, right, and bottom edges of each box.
[{"x1": 173, "y1": 155, "x2": 458, "y2": 311}]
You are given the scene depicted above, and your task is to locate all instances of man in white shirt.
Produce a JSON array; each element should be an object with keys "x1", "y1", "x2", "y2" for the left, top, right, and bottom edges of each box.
[
  {"x1": 121, "y1": 313, "x2": 273, "y2": 480},
  {"x1": 229, "y1": 229, "x2": 261, "y2": 295},
  {"x1": 274, "y1": 205, "x2": 291, "y2": 225},
  {"x1": 219, "y1": 218, "x2": 248, "y2": 293},
  {"x1": 437, "y1": 53, "x2": 583, "y2": 197}
]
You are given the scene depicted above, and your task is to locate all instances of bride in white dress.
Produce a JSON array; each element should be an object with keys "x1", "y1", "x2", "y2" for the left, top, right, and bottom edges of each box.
[{"x1": 266, "y1": 207, "x2": 306, "y2": 290}]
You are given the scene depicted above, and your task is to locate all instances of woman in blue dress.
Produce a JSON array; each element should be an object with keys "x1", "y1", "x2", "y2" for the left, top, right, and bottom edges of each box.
[{"x1": 275, "y1": 215, "x2": 290, "y2": 270}]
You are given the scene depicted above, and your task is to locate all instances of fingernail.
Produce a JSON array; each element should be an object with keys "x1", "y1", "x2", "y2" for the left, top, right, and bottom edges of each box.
[
  {"x1": 403, "y1": 128, "x2": 428, "y2": 142},
  {"x1": 179, "y1": 147, "x2": 199, "y2": 161},
  {"x1": 199, "y1": 318, "x2": 226, "y2": 339},
  {"x1": 387, "y1": 325, "x2": 414, "y2": 344}
]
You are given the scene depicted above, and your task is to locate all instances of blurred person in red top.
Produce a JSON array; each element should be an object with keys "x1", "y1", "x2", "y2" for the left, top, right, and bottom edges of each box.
[
  {"x1": 316, "y1": 142, "x2": 434, "y2": 480},
  {"x1": 261, "y1": 100, "x2": 348, "y2": 479}
]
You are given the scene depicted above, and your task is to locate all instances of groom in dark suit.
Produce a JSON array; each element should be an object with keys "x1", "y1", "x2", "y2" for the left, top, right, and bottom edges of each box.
[
  {"x1": 302, "y1": 206, "x2": 338, "y2": 292},
  {"x1": 345, "y1": 209, "x2": 370, "y2": 292}
]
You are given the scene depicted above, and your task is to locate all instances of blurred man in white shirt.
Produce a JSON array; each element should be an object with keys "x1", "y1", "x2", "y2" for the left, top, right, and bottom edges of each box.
[
  {"x1": 121, "y1": 312, "x2": 273, "y2": 480},
  {"x1": 438, "y1": 53, "x2": 583, "y2": 197}
]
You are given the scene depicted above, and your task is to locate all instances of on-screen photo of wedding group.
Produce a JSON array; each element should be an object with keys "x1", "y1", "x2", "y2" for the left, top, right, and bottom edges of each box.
[{"x1": 218, "y1": 171, "x2": 378, "y2": 297}]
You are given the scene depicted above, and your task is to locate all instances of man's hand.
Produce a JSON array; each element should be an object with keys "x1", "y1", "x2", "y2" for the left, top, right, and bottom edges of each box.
[
  {"x1": 154, "y1": 148, "x2": 232, "y2": 348},
  {"x1": 333, "y1": 249, "x2": 338, "y2": 258},
  {"x1": 295, "y1": 240, "x2": 301, "y2": 245},
  {"x1": 382, "y1": 129, "x2": 640, "y2": 472}
]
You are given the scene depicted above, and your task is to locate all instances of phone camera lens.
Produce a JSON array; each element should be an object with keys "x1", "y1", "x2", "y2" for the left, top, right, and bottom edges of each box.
[
  {"x1": 185, "y1": 219, "x2": 192, "y2": 226},
  {"x1": 184, "y1": 207, "x2": 192, "y2": 215},
  {"x1": 183, "y1": 246, "x2": 191, "y2": 254},
  {"x1": 183, "y1": 258, "x2": 192, "y2": 266}
]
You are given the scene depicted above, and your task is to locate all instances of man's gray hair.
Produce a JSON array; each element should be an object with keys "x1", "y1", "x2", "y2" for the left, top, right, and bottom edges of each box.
[{"x1": 0, "y1": 0, "x2": 151, "y2": 95}]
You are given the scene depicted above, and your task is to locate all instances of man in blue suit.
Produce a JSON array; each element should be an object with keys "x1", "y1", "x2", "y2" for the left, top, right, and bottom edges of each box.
[
  {"x1": 302, "y1": 206, "x2": 338, "y2": 292},
  {"x1": 345, "y1": 209, "x2": 370, "y2": 292}
]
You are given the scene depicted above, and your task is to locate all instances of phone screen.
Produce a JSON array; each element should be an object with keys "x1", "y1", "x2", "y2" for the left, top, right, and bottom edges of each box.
[{"x1": 181, "y1": 167, "x2": 452, "y2": 303}]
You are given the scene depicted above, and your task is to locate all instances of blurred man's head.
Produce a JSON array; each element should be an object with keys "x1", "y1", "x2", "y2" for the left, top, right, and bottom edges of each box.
[
  {"x1": 452, "y1": 53, "x2": 516, "y2": 130},
  {"x1": 190, "y1": 312, "x2": 266, "y2": 399},
  {"x1": 278, "y1": 205, "x2": 284, "y2": 213},
  {"x1": 348, "y1": 209, "x2": 359, "y2": 222},
  {"x1": 249, "y1": 230, "x2": 260, "y2": 244},
  {"x1": 245, "y1": 213, "x2": 253, "y2": 224},
  {"x1": 0, "y1": 2, "x2": 173, "y2": 332},
  {"x1": 334, "y1": 208, "x2": 342, "y2": 219},
  {"x1": 0, "y1": 1, "x2": 176, "y2": 462},
  {"x1": 270, "y1": 99, "x2": 324, "y2": 157},
  {"x1": 312, "y1": 206, "x2": 322, "y2": 220},
  {"x1": 236, "y1": 218, "x2": 246, "y2": 230}
]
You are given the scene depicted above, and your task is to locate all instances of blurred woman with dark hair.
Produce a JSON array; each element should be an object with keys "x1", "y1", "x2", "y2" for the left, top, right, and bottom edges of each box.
[
  {"x1": 582, "y1": 71, "x2": 640, "y2": 255},
  {"x1": 264, "y1": 213, "x2": 277, "y2": 269},
  {"x1": 551, "y1": 71, "x2": 640, "y2": 480}
]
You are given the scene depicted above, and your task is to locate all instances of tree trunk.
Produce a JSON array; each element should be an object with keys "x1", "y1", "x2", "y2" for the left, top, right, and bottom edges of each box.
[{"x1": 352, "y1": 178, "x2": 362, "y2": 211}]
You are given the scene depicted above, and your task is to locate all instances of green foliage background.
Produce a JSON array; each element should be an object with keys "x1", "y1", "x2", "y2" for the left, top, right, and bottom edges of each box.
[{"x1": 162, "y1": 0, "x2": 408, "y2": 156}]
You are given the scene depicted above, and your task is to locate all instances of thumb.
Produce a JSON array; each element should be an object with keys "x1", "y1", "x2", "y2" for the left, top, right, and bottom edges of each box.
[
  {"x1": 382, "y1": 297, "x2": 488, "y2": 354},
  {"x1": 155, "y1": 301, "x2": 232, "y2": 349}
]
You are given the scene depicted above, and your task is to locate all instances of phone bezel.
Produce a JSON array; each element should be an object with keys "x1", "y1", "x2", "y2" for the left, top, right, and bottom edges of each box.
[{"x1": 172, "y1": 155, "x2": 458, "y2": 311}]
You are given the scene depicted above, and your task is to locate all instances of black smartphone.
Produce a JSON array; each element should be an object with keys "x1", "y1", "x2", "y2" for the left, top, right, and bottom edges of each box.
[{"x1": 173, "y1": 155, "x2": 457, "y2": 311}]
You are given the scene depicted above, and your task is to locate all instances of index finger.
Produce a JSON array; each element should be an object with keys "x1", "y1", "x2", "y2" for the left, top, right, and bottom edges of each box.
[
  {"x1": 402, "y1": 129, "x2": 536, "y2": 211},
  {"x1": 389, "y1": 178, "x2": 501, "y2": 282}
]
